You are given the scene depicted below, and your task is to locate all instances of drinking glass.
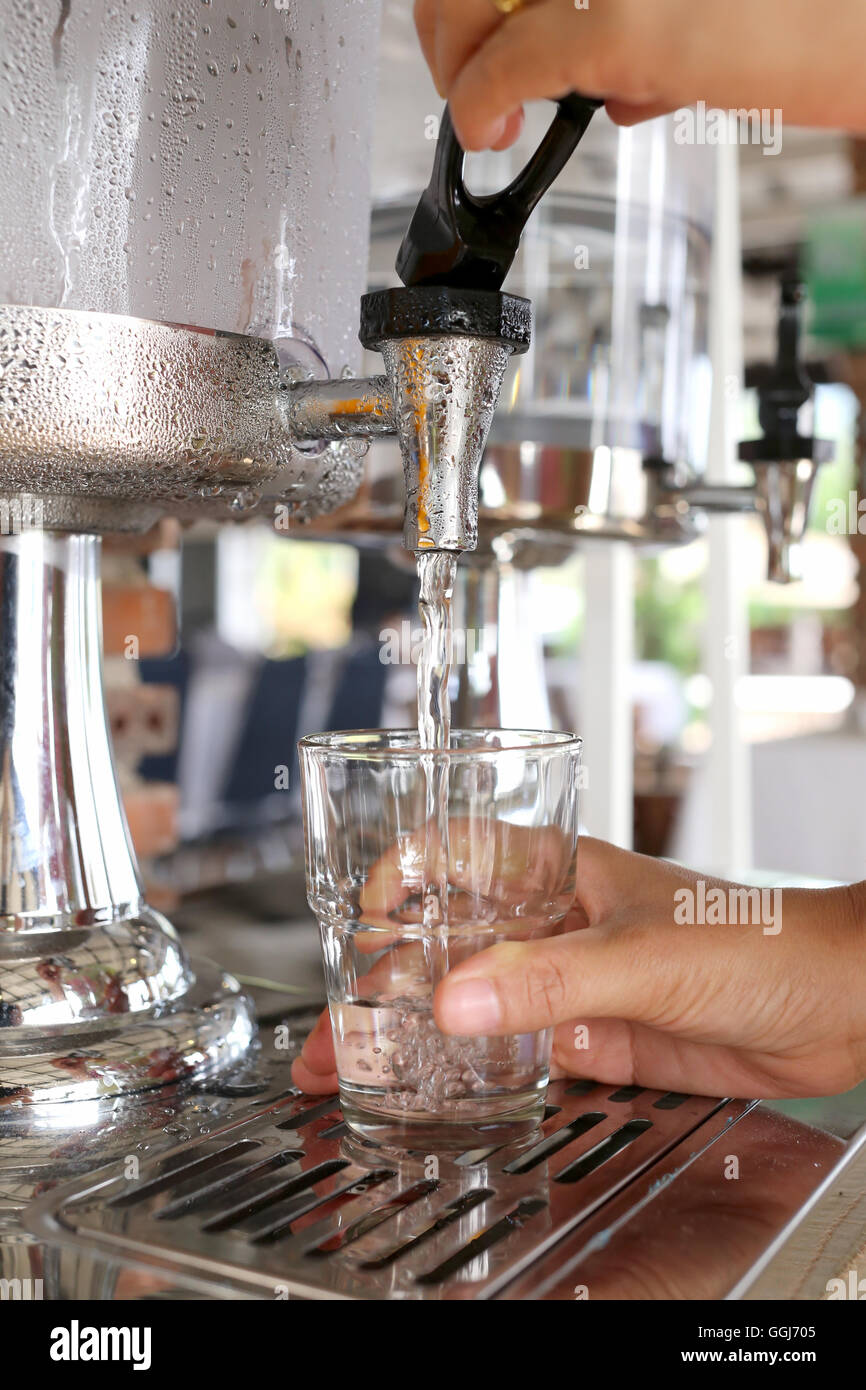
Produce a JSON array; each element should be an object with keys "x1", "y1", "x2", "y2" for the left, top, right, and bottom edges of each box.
[{"x1": 299, "y1": 729, "x2": 582, "y2": 1147}]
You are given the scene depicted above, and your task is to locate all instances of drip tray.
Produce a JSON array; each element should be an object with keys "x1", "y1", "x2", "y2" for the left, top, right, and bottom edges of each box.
[{"x1": 26, "y1": 1082, "x2": 755, "y2": 1299}]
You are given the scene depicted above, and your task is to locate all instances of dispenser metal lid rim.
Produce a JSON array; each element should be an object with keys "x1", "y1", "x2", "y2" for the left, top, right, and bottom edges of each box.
[{"x1": 359, "y1": 285, "x2": 531, "y2": 354}]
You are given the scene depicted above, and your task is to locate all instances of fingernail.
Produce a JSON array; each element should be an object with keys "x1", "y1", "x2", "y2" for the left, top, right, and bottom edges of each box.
[{"x1": 439, "y1": 979, "x2": 502, "y2": 1034}]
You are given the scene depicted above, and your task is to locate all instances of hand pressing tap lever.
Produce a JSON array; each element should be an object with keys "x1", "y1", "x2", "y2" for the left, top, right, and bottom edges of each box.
[
  {"x1": 359, "y1": 91, "x2": 599, "y2": 552},
  {"x1": 287, "y1": 87, "x2": 599, "y2": 554},
  {"x1": 415, "y1": 0, "x2": 866, "y2": 151}
]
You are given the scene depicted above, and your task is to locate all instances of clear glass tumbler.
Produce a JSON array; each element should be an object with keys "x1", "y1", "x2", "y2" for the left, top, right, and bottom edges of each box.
[{"x1": 299, "y1": 728, "x2": 582, "y2": 1147}]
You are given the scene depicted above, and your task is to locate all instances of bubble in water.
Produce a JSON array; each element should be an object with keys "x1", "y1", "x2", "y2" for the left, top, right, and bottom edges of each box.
[{"x1": 371, "y1": 996, "x2": 519, "y2": 1113}]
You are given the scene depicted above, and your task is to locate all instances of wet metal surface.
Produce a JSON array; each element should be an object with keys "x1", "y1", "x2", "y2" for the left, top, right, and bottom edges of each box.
[
  {"x1": 25, "y1": 1077, "x2": 758, "y2": 1299},
  {"x1": 6, "y1": 1025, "x2": 861, "y2": 1300}
]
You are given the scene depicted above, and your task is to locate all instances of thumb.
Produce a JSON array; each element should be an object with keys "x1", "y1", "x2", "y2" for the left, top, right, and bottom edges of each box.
[{"x1": 433, "y1": 924, "x2": 669, "y2": 1036}]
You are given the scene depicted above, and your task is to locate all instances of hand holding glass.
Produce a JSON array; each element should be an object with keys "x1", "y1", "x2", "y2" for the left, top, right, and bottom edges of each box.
[{"x1": 299, "y1": 729, "x2": 582, "y2": 1146}]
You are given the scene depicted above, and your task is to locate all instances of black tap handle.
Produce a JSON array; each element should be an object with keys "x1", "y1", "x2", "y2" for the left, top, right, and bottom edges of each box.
[
  {"x1": 756, "y1": 278, "x2": 808, "y2": 433},
  {"x1": 396, "y1": 94, "x2": 603, "y2": 292}
]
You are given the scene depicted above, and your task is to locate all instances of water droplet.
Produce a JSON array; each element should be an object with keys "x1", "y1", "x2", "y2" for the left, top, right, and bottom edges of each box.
[{"x1": 230, "y1": 486, "x2": 260, "y2": 514}]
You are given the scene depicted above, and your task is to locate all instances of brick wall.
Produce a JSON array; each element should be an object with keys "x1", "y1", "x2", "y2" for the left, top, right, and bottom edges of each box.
[{"x1": 102, "y1": 522, "x2": 182, "y2": 905}]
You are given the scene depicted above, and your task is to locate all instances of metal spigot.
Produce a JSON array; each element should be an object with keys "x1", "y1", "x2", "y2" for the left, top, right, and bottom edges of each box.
[
  {"x1": 289, "y1": 97, "x2": 601, "y2": 555},
  {"x1": 642, "y1": 278, "x2": 833, "y2": 582},
  {"x1": 281, "y1": 288, "x2": 530, "y2": 552},
  {"x1": 359, "y1": 286, "x2": 530, "y2": 551},
  {"x1": 280, "y1": 290, "x2": 529, "y2": 551},
  {"x1": 285, "y1": 97, "x2": 603, "y2": 553},
  {"x1": 739, "y1": 277, "x2": 833, "y2": 582},
  {"x1": 383, "y1": 98, "x2": 599, "y2": 553}
]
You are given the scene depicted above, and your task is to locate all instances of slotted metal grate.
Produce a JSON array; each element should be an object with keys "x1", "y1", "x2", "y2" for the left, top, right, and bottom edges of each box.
[{"x1": 27, "y1": 1082, "x2": 753, "y2": 1299}]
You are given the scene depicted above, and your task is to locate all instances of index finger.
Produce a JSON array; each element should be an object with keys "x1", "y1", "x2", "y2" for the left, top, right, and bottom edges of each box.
[{"x1": 415, "y1": 0, "x2": 504, "y2": 97}]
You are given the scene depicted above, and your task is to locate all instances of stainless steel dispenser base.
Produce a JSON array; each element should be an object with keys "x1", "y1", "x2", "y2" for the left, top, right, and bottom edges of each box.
[
  {"x1": 24, "y1": 1079, "x2": 752, "y2": 1298},
  {"x1": 0, "y1": 304, "x2": 372, "y2": 533},
  {"x1": 0, "y1": 530, "x2": 255, "y2": 1107},
  {"x1": 23, "y1": 1069, "x2": 861, "y2": 1301},
  {"x1": 1, "y1": 936, "x2": 255, "y2": 1108},
  {"x1": 6, "y1": 1022, "x2": 863, "y2": 1300}
]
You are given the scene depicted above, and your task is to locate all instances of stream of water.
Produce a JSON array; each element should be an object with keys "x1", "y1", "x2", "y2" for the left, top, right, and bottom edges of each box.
[{"x1": 415, "y1": 550, "x2": 456, "y2": 951}]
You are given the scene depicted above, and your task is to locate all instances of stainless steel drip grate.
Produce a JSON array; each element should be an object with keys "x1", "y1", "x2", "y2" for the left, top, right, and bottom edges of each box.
[{"x1": 27, "y1": 1081, "x2": 753, "y2": 1299}]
